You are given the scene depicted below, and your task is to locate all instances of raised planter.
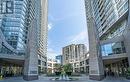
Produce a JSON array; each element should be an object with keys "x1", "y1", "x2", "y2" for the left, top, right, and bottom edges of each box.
[
  {"x1": 126, "y1": 76, "x2": 130, "y2": 80},
  {"x1": 126, "y1": 67, "x2": 130, "y2": 80},
  {"x1": 71, "y1": 73, "x2": 81, "y2": 76},
  {"x1": 66, "y1": 72, "x2": 72, "y2": 76},
  {"x1": 55, "y1": 72, "x2": 61, "y2": 76},
  {"x1": 46, "y1": 73, "x2": 55, "y2": 77}
]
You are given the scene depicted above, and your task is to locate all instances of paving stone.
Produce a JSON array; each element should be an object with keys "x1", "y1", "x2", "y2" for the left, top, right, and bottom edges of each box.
[{"x1": 0, "y1": 75, "x2": 130, "y2": 82}]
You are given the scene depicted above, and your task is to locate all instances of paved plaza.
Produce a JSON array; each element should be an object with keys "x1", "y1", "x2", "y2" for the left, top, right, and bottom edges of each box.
[{"x1": 0, "y1": 75, "x2": 130, "y2": 82}]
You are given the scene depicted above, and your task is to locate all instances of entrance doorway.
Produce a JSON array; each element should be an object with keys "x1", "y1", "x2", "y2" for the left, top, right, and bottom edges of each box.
[
  {"x1": 0, "y1": 59, "x2": 24, "y2": 77},
  {"x1": 104, "y1": 58, "x2": 129, "y2": 77},
  {"x1": 0, "y1": 66, "x2": 23, "y2": 77}
]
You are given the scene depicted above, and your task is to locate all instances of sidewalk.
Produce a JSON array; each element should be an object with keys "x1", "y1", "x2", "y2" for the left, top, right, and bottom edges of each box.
[{"x1": 0, "y1": 75, "x2": 129, "y2": 82}]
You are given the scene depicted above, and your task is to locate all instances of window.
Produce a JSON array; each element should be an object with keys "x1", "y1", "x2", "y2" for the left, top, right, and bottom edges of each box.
[{"x1": 101, "y1": 41, "x2": 126, "y2": 56}]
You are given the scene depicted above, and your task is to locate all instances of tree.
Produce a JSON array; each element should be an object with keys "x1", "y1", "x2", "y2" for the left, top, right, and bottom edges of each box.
[
  {"x1": 126, "y1": 67, "x2": 130, "y2": 79},
  {"x1": 54, "y1": 64, "x2": 62, "y2": 72},
  {"x1": 63, "y1": 63, "x2": 73, "y2": 73},
  {"x1": 54, "y1": 64, "x2": 62, "y2": 76}
]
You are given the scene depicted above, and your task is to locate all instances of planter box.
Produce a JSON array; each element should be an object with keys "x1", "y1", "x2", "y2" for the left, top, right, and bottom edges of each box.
[
  {"x1": 55, "y1": 72, "x2": 61, "y2": 76},
  {"x1": 126, "y1": 76, "x2": 130, "y2": 80},
  {"x1": 66, "y1": 72, "x2": 72, "y2": 76},
  {"x1": 71, "y1": 73, "x2": 81, "y2": 76}
]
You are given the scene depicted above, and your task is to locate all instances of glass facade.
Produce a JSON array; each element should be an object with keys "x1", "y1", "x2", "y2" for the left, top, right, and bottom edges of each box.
[
  {"x1": 104, "y1": 58, "x2": 129, "y2": 76},
  {"x1": 0, "y1": 0, "x2": 48, "y2": 77},
  {"x1": 101, "y1": 41, "x2": 126, "y2": 56},
  {"x1": 91, "y1": 0, "x2": 128, "y2": 57},
  {"x1": 100, "y1": 19, "x2": 127, "y2": 40},
  {"x1": 92, "y1": 0, "x2": 128, "y2": 40},
  {"x1": 0, "y1": 0, "x2": 43, "y2": 55},
  {"x1": 85, "y1": 0, "x2": 130, "y2": 77},
  {"x1": 55, "y1": 55, "x2": 62, "y2": 64},
  {"x1": 0, "y1": 44, "x2": 14, "y2": 54},
  {"x1": 0, "y1": 0, "x2": 28, "y2": 55}
]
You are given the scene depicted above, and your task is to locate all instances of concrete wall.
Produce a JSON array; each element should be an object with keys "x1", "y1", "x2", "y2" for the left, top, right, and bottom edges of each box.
[
  {"x1": 85, "y1": 0, "x2": 104, "y2": 80},
  {"x1": 124, "y1": 0, "x2": 130, "y2": 66}
]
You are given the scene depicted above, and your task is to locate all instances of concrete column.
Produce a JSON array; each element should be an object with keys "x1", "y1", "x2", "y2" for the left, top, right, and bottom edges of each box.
[
  {"x1": 127, "y1": 0, "x2": 130, "y2": 67},
  {"x1": 0, "y1": 30, "x2": 3, "y2": 50},
  {"x1": 124, "y1": 0, "x2": 130, "y2": 67},
  {"x1": 0, "y1": 39, "x2": 2, "y2": 51},
  {"x1": 87, "y1": 18, "x2": 104, "y2": 80},
  {"x1": 128, "y1": 0, "x2": 130, "y2": 67},
  {"x1": 23, "y1": 19, "x2": 38, "y2": 81},
  {"x1": 85, "y1": 0, "x2": 104, "y2": 80}
]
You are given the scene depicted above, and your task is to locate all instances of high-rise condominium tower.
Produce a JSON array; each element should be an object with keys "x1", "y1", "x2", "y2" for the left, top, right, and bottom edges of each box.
[
  {"x1": 0, "y1": 0, "x2": 48, "y2": 81},
  {"x1": 62, "y1": 44, "x2": 87, "y2": 72},
  {"x1": 85, "y1": 0, "x2": 129, "y2": 80}
]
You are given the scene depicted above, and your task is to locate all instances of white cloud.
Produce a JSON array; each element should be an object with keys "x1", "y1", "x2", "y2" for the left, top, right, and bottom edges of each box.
[
  {"x1": 70, "y1": 31, "x2": 87, "y2": 43},
  {"x1": 68, "y1": 30, "x2": 89, "y2": 50},
  {"x1": 48, "y1": 12, "x2": 84, "y2": 23},
  {"x1": 47, "y1": 48, "x2": 57, "y2": 59},
  {"x1": 71, "y1": 31, "x2": 86, "y2": 42},
  {"x1": 48, "y1": 23, "x2": 53, "y2": 31}
]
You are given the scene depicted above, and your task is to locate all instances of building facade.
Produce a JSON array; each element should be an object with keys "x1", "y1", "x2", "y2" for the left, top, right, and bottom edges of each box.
[
  {"x1": 0, "y1": 0, "x2": 48, "y2": 81},
  {"x1": 47, "y1": 59, "x2": 57, "y2": 74},
  {"x1": 79, "y1": 52, "x2": 89, "y2": 74},
  {"x1": 55, "y1": 55, "x2": 63, "y2": 64},
  {"x1": 85, "y1": 0, "x2": 130, "y2": 80},
  {"x1": 37, "y1": 0, "x2": 48, "y2": 75},
  {"x1": 62, "y1": 44, "x2": 87, "y2": 73}
]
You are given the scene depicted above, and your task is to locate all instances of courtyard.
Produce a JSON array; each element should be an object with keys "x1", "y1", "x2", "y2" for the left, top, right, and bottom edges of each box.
[{"x1": 0, "y1": 74, "x2": 129, "y2": 82}]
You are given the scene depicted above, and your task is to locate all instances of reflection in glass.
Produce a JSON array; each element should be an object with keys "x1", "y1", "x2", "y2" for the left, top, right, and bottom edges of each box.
[{"x1": 101, "y1": 41, "x2": 126, "y2": 56}]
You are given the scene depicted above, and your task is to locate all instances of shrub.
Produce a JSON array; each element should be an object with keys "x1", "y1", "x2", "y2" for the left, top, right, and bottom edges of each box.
[
  {"x1": 127, "y1": 67, "x2": 130, "y2": 76},
  {"x1": 63, "y1": 63, "x2": 73, "y2": 76}
]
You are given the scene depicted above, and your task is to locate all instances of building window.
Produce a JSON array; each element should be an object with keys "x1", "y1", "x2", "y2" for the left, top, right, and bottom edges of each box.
[
  {"x1": 101, "y1": 41, "x2": 126, "y2": 56},
  {"x1": 38, "y1": 60, "x2": 41, "y2": 65}
]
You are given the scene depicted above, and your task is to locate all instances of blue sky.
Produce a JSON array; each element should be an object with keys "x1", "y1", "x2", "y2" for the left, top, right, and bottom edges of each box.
[{"x1": 47, "y1": 0, "x2": 88, "y2": 59}]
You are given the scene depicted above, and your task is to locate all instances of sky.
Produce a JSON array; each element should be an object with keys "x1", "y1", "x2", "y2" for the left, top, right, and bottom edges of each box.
[{"x1": 47, "y1": 0, "x2": 89, "y2": 59}]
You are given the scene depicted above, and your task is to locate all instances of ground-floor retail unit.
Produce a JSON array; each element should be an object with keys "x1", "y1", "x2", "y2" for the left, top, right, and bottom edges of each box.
[
  {"x1": 0, "y1": 58, "x2": 47, "y2": 77},
  {"x1": 0, "y1": 59, "x2": 24, "y2": 77},
  {"x1": 104, "y1": 57, "x2": 129, "y2": 77}
]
